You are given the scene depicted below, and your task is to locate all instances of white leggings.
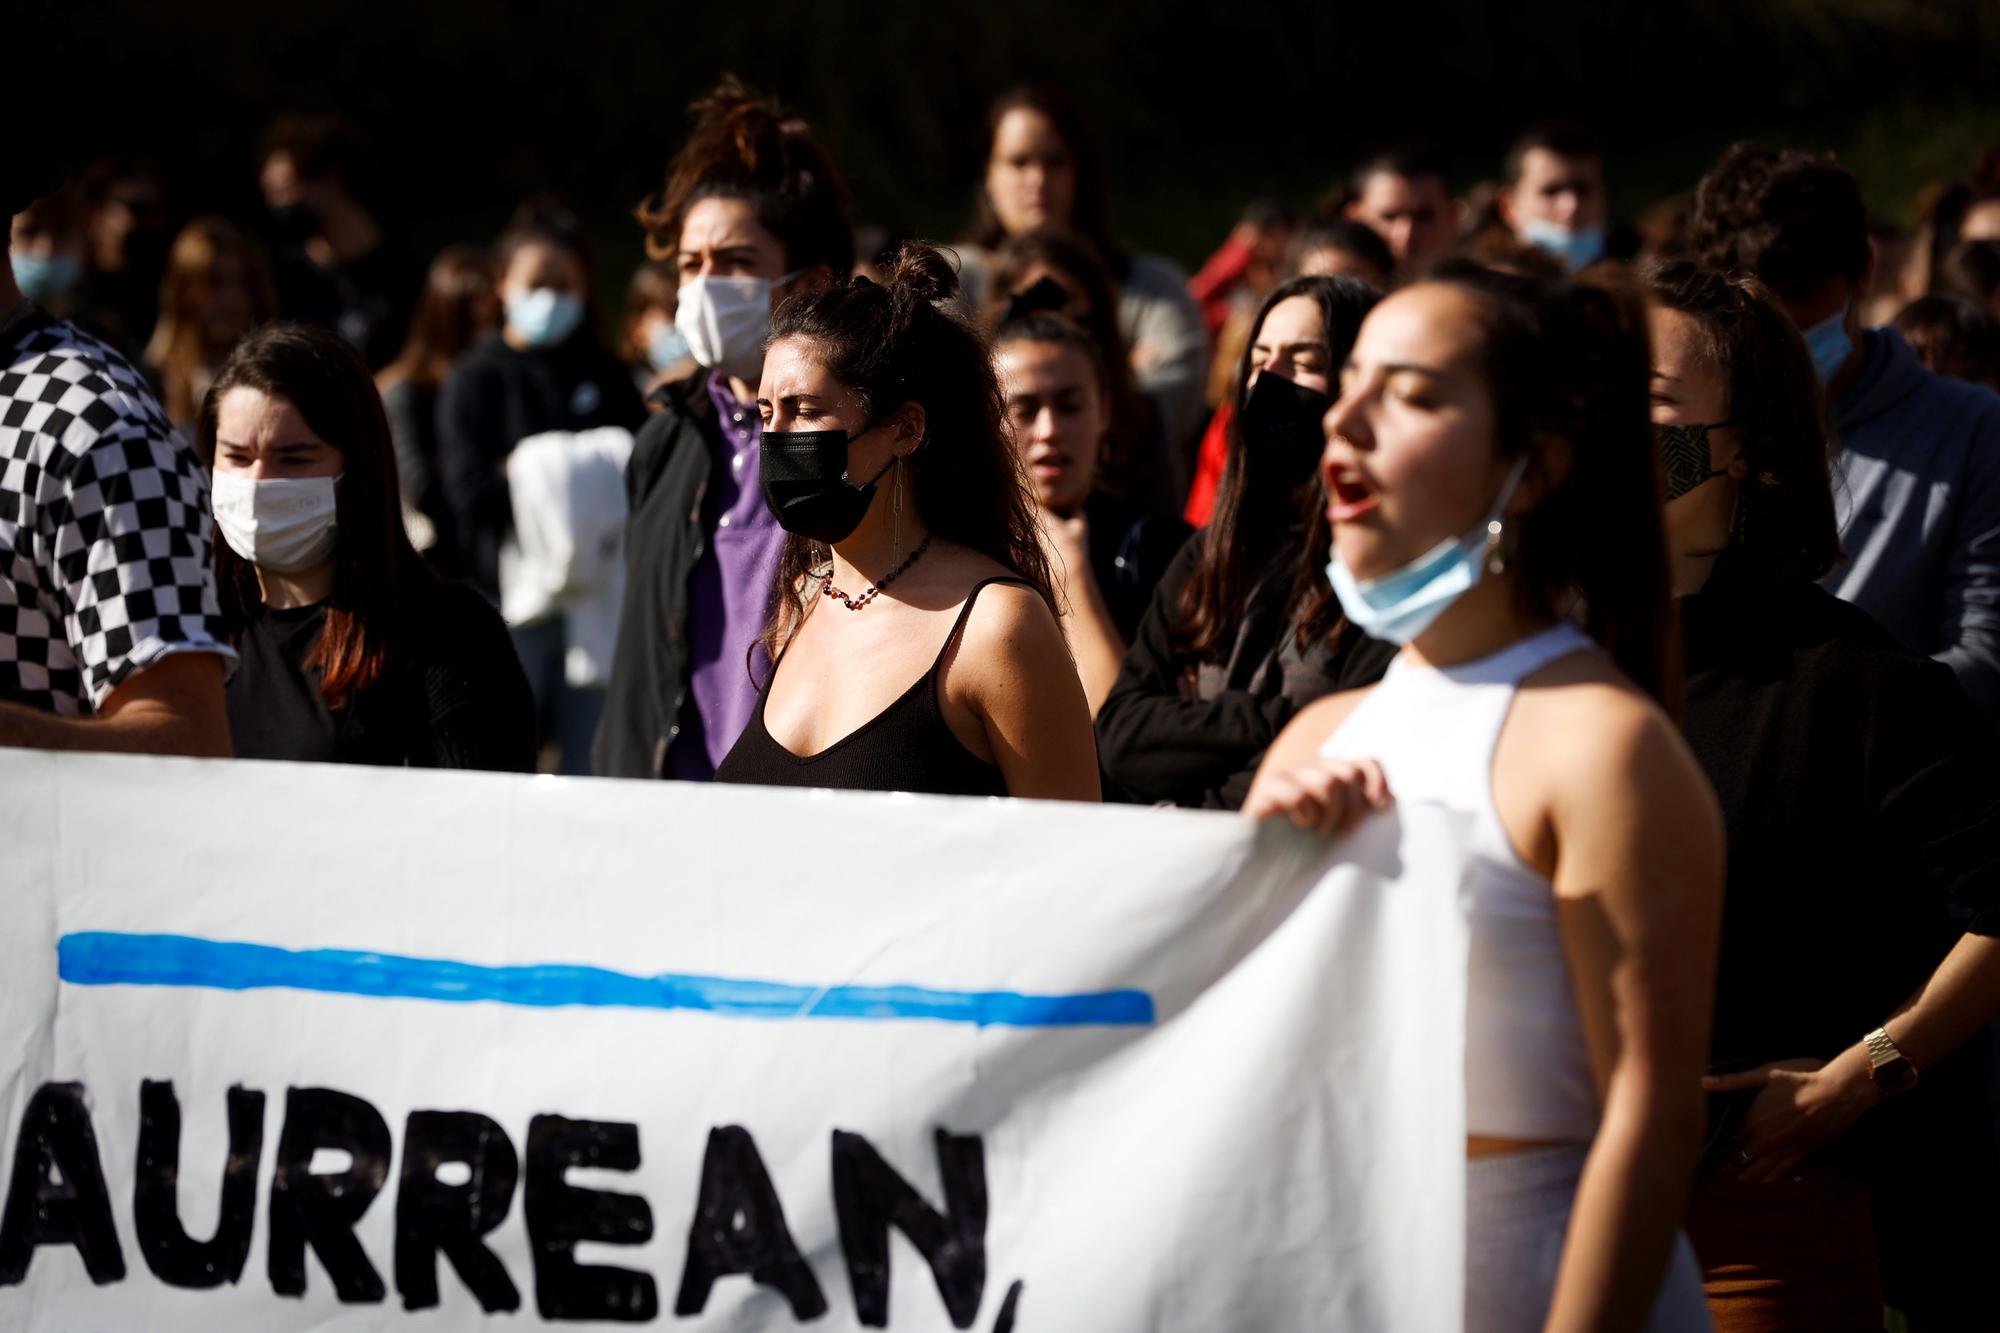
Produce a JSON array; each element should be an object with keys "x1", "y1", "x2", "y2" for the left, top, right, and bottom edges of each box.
[{"x1": 1467, "y1": 1144, "x2": 1711, "y2": 1333}]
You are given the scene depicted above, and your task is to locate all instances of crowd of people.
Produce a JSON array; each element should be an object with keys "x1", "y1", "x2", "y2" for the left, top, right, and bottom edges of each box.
[{"x1": 6, "y1": 76, "x2": 2000, "y2": 1332}]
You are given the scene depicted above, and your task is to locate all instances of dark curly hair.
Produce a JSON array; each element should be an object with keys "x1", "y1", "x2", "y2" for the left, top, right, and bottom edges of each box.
[
  {"x1": 1686, "y1": 143, "x2": 1870, "y2": 302},
  {"x1": 755, "y1": 242, "x2": 1057, "y2": 663},
  {"x1": 634, "y1": 76, "x2": 855, "y2": 277}
]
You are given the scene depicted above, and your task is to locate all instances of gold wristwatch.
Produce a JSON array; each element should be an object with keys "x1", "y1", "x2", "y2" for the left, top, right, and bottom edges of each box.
[{"x1": 1863, "y1": 1027, "x2": 1919, "y2": 1093}]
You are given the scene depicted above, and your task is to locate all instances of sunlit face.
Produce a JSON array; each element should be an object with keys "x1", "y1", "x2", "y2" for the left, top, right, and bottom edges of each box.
[
  {"x1": 1319, "y1": 283, "x2": 1506, "y2": 579},
  {"x1": 1347, "y1": 171, "x2": 1456, "y2": 273},
  {"x1": 211, "y1": 387, "x2": 343, "y2": 482},
  {"x1": 997, "y1": 338, "x2": 1107, "y2": 514},
  {"x1": 1505, "y1": 148, "x2": 1605, "y2": 233},
  {"x1": 757, "y1": 337, "x2": 901, "y2": 486},
  {"x1": 1247, "y1": 295, "x2": 1335, "y2": 396},
  {"x1": 1647, "y1": 303, "x2": 1744, "y2": 558},
  {"x1": 985, "y1": 108, "x2": 1078, "y2": 237},
  {"x1": 675, "y1": 196, "x2": 788, "y2": 286}
]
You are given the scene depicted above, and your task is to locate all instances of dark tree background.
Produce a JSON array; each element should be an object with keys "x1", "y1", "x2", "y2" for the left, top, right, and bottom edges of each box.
[{"x1": 32, "y1": 0, "x2": 2000, "y2": 281}]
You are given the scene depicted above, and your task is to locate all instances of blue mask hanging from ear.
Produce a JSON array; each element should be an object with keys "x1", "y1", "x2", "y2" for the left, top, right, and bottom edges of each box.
[
  {"x1": 1801, "y1": 305, "x2": 1853, "y2": 384},
  {"x1": 1324, "y1": 457, "x2": 1531, "y2": 645}
]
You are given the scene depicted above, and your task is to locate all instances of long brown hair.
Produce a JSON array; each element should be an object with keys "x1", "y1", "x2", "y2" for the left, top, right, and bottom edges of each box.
[
  {"x1": 756, "y1": 242, "x2": 1057, "y2": 664},
  {"x1": 1643, "y1": 260, "x2": 1843, "y2": 583},
  {"x1": 1425, "y1": 260, "x2": 1676, "y2": 706},
  {"x1": 146, "y1": 216, "x2": 278, "y2": 428},
  {"x1": 197, "y1": 322, "x2": 432, "y2": 709},
  {"x1": 378, "y1": 244, "x2": 498, "y2": 392},
  {"x1": 1174, "y1": 275, "x2": 1381, "y2": 659}
]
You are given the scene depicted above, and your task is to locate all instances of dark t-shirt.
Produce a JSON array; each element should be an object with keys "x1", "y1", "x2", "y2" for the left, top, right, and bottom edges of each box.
[{"x1": 226, "y1": 577, "x2": 536, "y2": 770}]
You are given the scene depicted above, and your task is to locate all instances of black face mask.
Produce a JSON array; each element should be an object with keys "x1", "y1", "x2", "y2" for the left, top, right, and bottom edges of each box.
[
  {"x1": 1237, "y1": 371, "x2": 1334, "y2": 498},
  {"x1": 1655, "y1": 421, "x2": 1737, "y2": 502},
  {"x1": 758, "y1": 425, "x2": 896, "y2": 544}
]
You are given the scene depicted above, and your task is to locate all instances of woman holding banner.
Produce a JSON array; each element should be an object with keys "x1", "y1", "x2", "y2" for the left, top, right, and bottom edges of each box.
[
  {"x1": 1245, "y1": 263, "x2": 1722, "y2": 1330},
  {"x1": 201, "y1": 322, "x2": 536, "y2": 770},
  {"x1": 712, "y1": 243, "x2": 1098, "y2": 800},
  {"x1": 1646, "y1": 259, "x2": 2000, "y2": 1332}
]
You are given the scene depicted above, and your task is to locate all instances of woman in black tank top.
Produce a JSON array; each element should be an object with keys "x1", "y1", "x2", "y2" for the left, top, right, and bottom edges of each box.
[{"x1": 712, "y1": 244, "x2": 1099, "y2": 801}]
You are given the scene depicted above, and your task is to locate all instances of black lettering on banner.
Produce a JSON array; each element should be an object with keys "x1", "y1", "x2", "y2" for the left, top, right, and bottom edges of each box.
[
  {"x1": 133, "y1": 1080, "x2": 264, "y2": 1288},
  {"x1": 673, "y1": 1124, "x2": 827, "y2": 1319},
  {"x1": 267, "y1": 1086, "x2": 391, "y2": 1302},
  {"x1": 0, "y1": 1082, "x2": 125, "y2": 1285},
  {"x1": 395, "y1": 1110, "x2": 521, "y2": 1313},
  {"x1": 524, "y1": 1114, "x2": 658, "y2": 1321},
  {"x1": 991, "y1": 1278, "x2": 1024, "y2": 1333},
  {"x1": 832, "y1": 1128, "x2": 988, "y2": 1329}
]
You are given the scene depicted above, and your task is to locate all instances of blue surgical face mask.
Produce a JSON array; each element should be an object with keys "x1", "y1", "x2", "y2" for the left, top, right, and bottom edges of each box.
[
  {"x1": 1324, "y1": 457, "x2": 1530, "y2": 645},
  {"x1": 11, "y1": 251, "x2": 82, "y2": 305},
  {"x1": 647, "y1": 320, "x2": 692, "y2": 372},
  {"x1": 1801, "y1": 305, "x2": 1853, "y2": 384},
  {"x1": 506, "y1": 288, "x2": 586, "y2": 349},
  {"x1": 1519, "y1": 218, "x2": 1606, "y2": 272}
]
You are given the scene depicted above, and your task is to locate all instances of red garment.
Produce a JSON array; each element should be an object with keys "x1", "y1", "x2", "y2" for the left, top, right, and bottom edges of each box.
[
  {"x1": 1188, "y1": 234, "x2": 1254, "y2": 341},
  {"x1": 1184, "y1": 400, "x2": 1235, "y2": 527}
]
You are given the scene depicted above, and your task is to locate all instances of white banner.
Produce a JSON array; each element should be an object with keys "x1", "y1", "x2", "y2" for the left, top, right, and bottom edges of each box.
[{"x1": 0, "y1": 750, "x2": 1469, "y2": 1331}]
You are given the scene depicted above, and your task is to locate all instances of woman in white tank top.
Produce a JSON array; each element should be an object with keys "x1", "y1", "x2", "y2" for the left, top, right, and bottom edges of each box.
[{"x1": 1246, "y1": 263, "x2": 1725, "y2": 1332}]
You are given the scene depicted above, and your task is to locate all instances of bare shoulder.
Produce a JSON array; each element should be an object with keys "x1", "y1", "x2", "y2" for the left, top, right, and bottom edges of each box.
[
  {"x1": 1500, "y1": 648, "x2": 1721, "y2": 881},
  {"x1": 1509, "y1": 650, "x2": 1684, "y2": 780},
  {"x1": 955, "y1": 577, "x2": 1065, "y2": 662}
]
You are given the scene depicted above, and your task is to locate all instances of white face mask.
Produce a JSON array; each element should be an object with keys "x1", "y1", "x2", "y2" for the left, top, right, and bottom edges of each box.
[
  {"x1": 210, "y1": 471, "x2": 341, "y2": 573},
  {"x1": 674, "y1": 272, "x2": 798, "y2": 382}
]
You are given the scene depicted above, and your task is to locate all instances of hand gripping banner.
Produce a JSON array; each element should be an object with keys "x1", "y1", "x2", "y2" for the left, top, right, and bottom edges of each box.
[{"x1": 0, "y1": 750, "x2": 1470, "y2": 1330}]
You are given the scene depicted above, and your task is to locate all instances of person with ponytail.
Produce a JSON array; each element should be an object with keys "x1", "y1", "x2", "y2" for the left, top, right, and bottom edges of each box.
[
  {"x1": 1245, "y1": 262, "x2": 1722, "y2": 1331},
  {"x1": 596, "y1": 78, "x2": 855, "y2": 780},
  {"x1": 711, "y1": 244, "x2": 1097, "y2": 800},
  {"x1": 1646, "y1": 260, "x2": 2000, "y2": 1333},
  {"x1": 1094, "y1": 275, "x2": 1393, "y2": 809},
  {"x1": 201, "y1": 322, "x2": 534, "y2": 770}
]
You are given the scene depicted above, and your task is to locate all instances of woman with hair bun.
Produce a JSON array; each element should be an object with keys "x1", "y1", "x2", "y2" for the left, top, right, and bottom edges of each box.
[
  {"x1": 596, "y1": 77, "x2": 857, "y2": 780},
  {"x1": 713, "y1": 243, "x2": 1098, "y2": 800}
]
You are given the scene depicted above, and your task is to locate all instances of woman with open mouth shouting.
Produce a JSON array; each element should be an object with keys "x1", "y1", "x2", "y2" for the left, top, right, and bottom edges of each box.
[{"x1": 1246, "y1": 262, "x2": 1723, "y2": 1331}]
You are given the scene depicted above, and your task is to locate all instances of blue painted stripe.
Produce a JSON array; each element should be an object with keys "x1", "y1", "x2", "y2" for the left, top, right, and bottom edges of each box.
[{"x1": 56, "y1": 932, "x2": 1154, "y2": 1029}]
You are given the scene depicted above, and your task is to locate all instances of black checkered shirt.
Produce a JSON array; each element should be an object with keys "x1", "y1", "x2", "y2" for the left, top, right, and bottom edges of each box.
[{"x1": 2, "y1": 306, "x2": 233, "y2": 715}]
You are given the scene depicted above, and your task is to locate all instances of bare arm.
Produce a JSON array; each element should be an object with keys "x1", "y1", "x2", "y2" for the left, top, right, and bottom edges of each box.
[
  {"x1": 1540, "y1": 695, "x2": 1723, "y2": 1333},
  {"x1": 1708, "y1": 932, "x2": 2000, "y2": 1181},
  {"x1": 1040, "y1": 511, "x2": 1126, "y2": 717},
  {"x1": 0, "y1": 652, "x2": 232, "y2": 757},
  {"x1": 958, "y1": 585, "x2": 1101, "y2": 802}
]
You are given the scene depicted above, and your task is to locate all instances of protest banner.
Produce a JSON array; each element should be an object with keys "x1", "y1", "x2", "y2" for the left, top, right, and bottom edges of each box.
[{"x1": 0, "y1": 749, "x2": 1469, "y2": 1330}]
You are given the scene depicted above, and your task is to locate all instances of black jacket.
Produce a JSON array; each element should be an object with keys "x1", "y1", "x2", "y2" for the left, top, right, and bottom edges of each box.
[
  {"x1": 435, "y1": 329, "x2": 646, "y2": 601},
  {"x1": 1095, "y1": 537, "x2": 1395, "y2": 809},
  {"x1": 593, "y1": 371, "x2": 723, "y2": 778},
  {"x1": 1681, "y1": 549, "x2": 2000, "y2": 1068}
]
